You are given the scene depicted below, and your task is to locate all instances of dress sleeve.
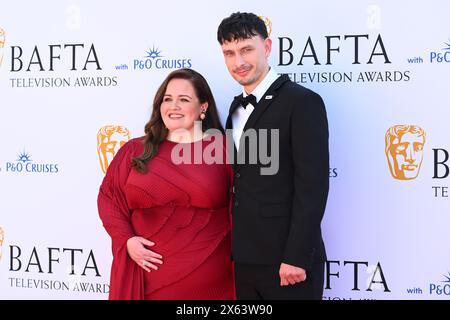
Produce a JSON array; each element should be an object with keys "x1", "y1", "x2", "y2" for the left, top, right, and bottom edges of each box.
[
  {"x1": 97, "y1": 139, "x2": 145, "y2": 300},
  {"x1": 98, "y1": 140, "x2": 136, "y2": 250}
]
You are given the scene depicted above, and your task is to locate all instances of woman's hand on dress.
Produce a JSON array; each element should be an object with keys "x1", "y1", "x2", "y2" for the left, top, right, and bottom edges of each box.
[{"x1": 126, "y1": 236, "x2": 163, "y2": 272}]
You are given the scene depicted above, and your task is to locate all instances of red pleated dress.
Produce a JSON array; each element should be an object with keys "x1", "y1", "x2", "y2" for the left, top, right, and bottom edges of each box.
[{"x1": 98, "y1": 136, "x2": 234, "y2": 300}]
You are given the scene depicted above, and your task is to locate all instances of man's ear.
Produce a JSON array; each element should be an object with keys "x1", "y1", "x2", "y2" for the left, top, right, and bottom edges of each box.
[{"x1": 264, "y1": 37, "x2": 272, "y2": 58}]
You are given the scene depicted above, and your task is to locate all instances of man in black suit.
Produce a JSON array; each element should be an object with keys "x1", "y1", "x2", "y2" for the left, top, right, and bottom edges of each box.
[{"x1": 217, "y1": 12, "x2": 329, "y2": 299}]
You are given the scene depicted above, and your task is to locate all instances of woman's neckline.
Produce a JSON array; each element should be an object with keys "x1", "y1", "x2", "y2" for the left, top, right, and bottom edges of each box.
[{"x1": 165, "y1": 134, "x2": 211, "y2": 145}]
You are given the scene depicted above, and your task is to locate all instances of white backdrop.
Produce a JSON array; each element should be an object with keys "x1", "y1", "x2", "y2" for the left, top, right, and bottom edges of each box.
[{"x1": 1, "y1": 0, "x2": 449, "y2": 300}]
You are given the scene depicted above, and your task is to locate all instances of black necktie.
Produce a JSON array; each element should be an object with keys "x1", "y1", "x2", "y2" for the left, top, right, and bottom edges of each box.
[{"x1": 237, "y1": 94, "x2": 257, "y2": 109}]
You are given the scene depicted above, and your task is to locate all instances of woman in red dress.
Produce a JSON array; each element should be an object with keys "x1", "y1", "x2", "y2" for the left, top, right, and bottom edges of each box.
[{"x1": 98, "y1": 68, "x2": 234, "y2": 300}]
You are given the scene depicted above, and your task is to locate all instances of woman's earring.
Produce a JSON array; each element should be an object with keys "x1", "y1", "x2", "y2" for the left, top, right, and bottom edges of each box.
[{"x1": 200, "y1": 110, "x2": 206, "y2": 120}]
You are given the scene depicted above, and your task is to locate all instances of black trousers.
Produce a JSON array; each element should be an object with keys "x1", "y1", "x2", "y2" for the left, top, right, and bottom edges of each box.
[{"x1": 234, "y1": 262, "x2": 324, "y2": 300}]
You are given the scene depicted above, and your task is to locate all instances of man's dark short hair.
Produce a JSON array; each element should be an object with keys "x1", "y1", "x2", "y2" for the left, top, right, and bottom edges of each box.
[{"x1": 217, "y1": 12, "x2": 268, "y2": 44}]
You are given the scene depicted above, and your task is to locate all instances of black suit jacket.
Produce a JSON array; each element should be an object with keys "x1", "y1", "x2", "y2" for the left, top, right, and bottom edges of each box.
[{"x1": 226, "y1": 74, "x2": 329, "y2": 271}]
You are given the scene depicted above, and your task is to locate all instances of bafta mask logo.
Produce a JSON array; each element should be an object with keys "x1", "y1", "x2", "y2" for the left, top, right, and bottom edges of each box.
[
  {"x1": 258, "y1": 16, "x2": 272, "y2": 37},
  {"x1": 0, "y1": 27, "x2": 5, "y2": 67},
  {"x1": 385, "y1": 125, "x2": 426, "y2": 180},
  {"x1": 97, "y1": 125, "x2": 131, "y2": 174},
  {"x1": 0, "y1": 227, "x2": 4, "y2": 261}
]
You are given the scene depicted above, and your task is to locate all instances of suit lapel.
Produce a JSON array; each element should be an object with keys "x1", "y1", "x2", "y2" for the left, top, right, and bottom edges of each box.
[
  {"x1": 225, "y1": 99, "x2": 239, "y2": 170},
  {"x1": 226, "y1": 96, "x2": 241, "y2": 130},
  {"x1": 243, "y1": 75, "x2": 289, "y2": 132}
]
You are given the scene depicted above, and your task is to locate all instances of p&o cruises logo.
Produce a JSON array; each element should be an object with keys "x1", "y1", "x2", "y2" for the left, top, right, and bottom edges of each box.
[
  {"x1": 406, "y1": 272, "x2": 450, "y2": 297},
  {"x1": 114, "y1": 45, "x2": 192, "y2": 71},
  {"x1": 430, "y1": 39, "x2": 450, "y2": 64},
  {"x1": 5, "y1": 150, "x2": 59, "y2": 174},
  {"x1": 429, "y1": 272, "x2": 450, "y2": 297}
]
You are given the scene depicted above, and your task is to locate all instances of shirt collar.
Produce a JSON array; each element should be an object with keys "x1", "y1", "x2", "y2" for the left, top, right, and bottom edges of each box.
[{"x1": 243, "y1": 67, "x2": 279, "y2": 103}]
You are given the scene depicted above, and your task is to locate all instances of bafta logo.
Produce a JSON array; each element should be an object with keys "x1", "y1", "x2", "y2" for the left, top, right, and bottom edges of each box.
[
  {"x1": 0, "y1": 227, "x2": 4, "y2": 261},
  {"x1": 0, "y1": 28, "x2": 5, "y2": 67},
  {"x1": 258, "y1": 16, "x2": 272, "y2": 37},
  {"x1": 97, "y1": 125, "x2": 131, "y2": 174},
  {"x1": 385, "y1": 125, "x2": 426, "y2": 180}
]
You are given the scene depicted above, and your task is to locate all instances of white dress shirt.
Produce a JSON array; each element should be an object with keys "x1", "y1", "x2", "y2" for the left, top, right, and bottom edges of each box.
[{"x1": 232, "y1": 68, "x2": 279, "y2": 150}]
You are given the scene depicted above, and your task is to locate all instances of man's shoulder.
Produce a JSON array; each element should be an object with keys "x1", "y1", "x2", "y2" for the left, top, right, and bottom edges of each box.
[
  {"x1": 274, "y1": 77, "x2": 326, "y2": 112},
  {"x1": 280, "y1": 77, "x2": 321, "y2": 98}
]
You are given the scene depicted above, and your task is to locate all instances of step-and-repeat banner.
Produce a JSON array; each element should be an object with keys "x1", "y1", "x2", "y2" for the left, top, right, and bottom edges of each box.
[{"x1": 1, "y1": 0, "x2": 449, "y2": 299}]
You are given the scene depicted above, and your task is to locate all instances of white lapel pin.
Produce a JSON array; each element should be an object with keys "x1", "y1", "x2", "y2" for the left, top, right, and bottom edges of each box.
[{"x1": 265, "y1": 95, "x2": 273, "y2": 99}]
